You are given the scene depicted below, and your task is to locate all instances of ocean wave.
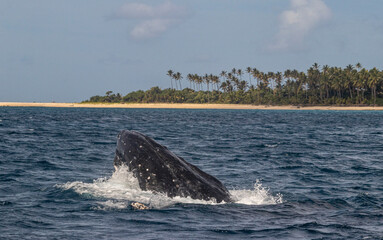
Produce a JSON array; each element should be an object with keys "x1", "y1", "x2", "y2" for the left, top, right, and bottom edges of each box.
[{"x1": 57, "y1": 166, "x2": 283, "y2": 209}]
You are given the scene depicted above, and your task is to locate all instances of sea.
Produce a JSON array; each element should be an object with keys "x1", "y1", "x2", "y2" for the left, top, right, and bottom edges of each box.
[{"x1": 0, "y1": 107, "x2": 382, "y2": 239}]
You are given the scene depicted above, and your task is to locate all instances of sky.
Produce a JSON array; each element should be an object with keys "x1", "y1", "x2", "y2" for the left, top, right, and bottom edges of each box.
[{"x1": 1, "y1": 0, "x2": 383, "y2": 102}]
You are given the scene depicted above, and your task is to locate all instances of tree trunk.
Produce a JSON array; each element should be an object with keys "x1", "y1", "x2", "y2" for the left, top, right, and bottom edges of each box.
[{"x1": 356, "y1": 89, "x2": 359, "y2": 103}]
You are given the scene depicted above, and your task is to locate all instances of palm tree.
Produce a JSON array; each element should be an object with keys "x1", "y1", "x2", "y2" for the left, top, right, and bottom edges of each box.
[
  {"x1": 329, "y1": 67, "x2": 343, "y2": 99},
  {"x1": 187, "y1": 74, "x2": 194, "y2": 90},
  {"x1": 312, "y1": 62, "x2": 320, "y2": 71},
  {"x1": 321, "y1": 65, "x2": 330, "y2": 100},
  {"x1": 345, "y1": 64, "x2": 354, "y2": 99},
  {"x1": 284, "y1": 69, "x2": 291, "y2": 80},
  {"x1": 267, "y1": 72, "x2": 274, "y2": 91},
  {"x1": 219, "y1": 71, "x2": 227, "y2": 90},
  {"x1": 167, "y1": 70, "x2": 174, "y2": 90},
  {"x1": 299, "y1": 71, "x2": 308, "y2": 102},
  {"x1": 275, "y1": 72, "x2": 282, "y2": 97},
  {"x1": 355, "y1": 62, "x2": 362, "y2": 70},
  {"x1": 203, "y1": 74, "x2": 210, "y2": 92},
  {"x1": 354, "y1": 63, "x2": 363, "y2": 102},
  {"x1": 237, "y1": 69, "x2": 243, "y2": 81},
  {"x1": 173, "y1": 72, "x2": 182, "y2": 90},
  {"x1": 291, "y1": 70, "x2": 303, "y2": 102},
  {"x1": 246, "y1": 67, "x2": 253, "y2": 86},
  {"x1": 252, "y1": 68, "x2": 260, "y2": 89},
  {"x1": 231, "y1": 68, "x2": 236, "y2": 76},
  {"x1": 203, "y1": 74, "x2": 212, "y2": 103},
  {"x1": 220, "y1": 81, "x2": 228, "y2": 93},
  {"x1": 237, "y1": 80, "x2": 248, "y2": 91},
  {"x1": 211, "y1": 75, "x2": 220, "y2": 91},
  {"x1": 232, "y1": 76, "x2": 240, "y2": 91},
  {"x1": 197, "y1": 74, "x2": 204, "y2": 91},
  {"x1": 284, "y1": 69, "x2": 292, "y2": 100},
  {"x1": 368, "y1": 67, "x2": 380, "y2": 106},
  {"x1": 260, "y1": 72, "x2": 268, "y2": 90},
  {"x1": 307, "y1": 64, "x2": 321, "y2": 102},
  {"x1": 178, "y1": 72, "x2": 183, "y2": 89},
  {"x1": 358, "y1": 68, "x2": 369, "y2": 102}
]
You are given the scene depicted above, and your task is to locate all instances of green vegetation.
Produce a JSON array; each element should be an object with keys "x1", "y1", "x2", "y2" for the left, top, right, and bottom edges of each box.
[{"x1": 84, "y1": 63, "x2": 383, "y2": 106}]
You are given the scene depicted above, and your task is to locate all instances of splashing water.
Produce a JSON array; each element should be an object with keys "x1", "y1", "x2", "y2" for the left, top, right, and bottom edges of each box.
[
  {"x1": 230, "y1": 180, "x2": 283, "y2": 205},
  {"x1": 58, "y1": 166, "x2": 283, "y2": 209}
]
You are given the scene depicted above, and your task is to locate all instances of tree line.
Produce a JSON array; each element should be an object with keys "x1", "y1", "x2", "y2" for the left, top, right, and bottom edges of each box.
[{"x1": 84, "y1": 63, "x2": 383, "y2": 106}]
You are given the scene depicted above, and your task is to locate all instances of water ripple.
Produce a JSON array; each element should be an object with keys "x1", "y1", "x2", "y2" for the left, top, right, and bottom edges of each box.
[{"x1": 1, "y1": 108, "x2": 382, "y2": 239}]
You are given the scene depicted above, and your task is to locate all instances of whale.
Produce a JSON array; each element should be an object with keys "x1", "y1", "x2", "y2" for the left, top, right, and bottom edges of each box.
[{"x1": 113, "y1": 130, "x2": 232, "y2": 203}]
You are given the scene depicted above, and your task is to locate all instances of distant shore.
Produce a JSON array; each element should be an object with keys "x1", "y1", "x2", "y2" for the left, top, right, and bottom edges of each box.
[{"x1": 1, "y1": 102, "x2": 383, "y2": 110}]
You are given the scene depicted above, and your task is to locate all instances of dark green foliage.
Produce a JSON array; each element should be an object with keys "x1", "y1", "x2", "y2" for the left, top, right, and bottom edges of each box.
[{"x1": 83, "y1": 64, "x2": 383, "y2": 106}]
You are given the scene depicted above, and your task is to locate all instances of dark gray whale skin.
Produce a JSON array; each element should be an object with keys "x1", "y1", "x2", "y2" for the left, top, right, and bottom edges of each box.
[{"x1": 113, "y1": 130, "x2": 232, "y2": 203}]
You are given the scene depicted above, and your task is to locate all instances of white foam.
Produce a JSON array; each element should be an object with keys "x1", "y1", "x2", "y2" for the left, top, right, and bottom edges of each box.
[
  {"x1": 265, "y1": 144, "x2": 278, "y2": 148},
  {"x1": 230, "y1": 180, "x2": 283, "y2": 205},
  {"x1": 58, "y1": 167, "x2": 283, "y2": 209}
]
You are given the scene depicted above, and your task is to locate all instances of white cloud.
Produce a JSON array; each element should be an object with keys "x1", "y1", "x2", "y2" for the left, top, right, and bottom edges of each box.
[
  {"x1": 131, "y1": 19, "x2": 173, "y2": 39},
  {"x1": 269, "y1": 0, "x2": 331, "y2": 50},
  {"x1": 114, "y1": 1, "x2": 188, "y2": 40}
]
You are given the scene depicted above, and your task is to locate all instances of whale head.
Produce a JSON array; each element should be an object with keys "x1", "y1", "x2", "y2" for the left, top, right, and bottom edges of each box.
[
  {"x1": 114, "y1": 130, "x2": 163, "y2": 178},
  {"x1": 113, "y1": 130, "x2": 232, "y2": 203},
  {"x1": 114, "y1": 130, "x2": 180, "y2": 192}
]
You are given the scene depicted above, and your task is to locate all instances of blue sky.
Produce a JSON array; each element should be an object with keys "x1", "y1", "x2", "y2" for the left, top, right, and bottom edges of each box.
[{"x1": 1, "y1": 0, "x2": 383, "y2": 102}]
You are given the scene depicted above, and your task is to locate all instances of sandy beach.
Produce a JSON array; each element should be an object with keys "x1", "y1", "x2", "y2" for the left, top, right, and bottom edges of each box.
[{"x1": 1, "y1": 102, "x2": 383, "y2": 110}]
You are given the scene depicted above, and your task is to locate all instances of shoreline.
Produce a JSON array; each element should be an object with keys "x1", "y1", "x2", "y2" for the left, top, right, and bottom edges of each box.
[{"x1": 1, "y1": 102, "x2": 383, "y2": 110}]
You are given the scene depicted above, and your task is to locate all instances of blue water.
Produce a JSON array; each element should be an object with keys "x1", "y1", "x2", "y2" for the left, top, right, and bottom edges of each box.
[{"x1": 1, "y1": 107, "x2": 382, "y2": 239}]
